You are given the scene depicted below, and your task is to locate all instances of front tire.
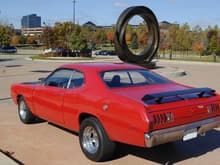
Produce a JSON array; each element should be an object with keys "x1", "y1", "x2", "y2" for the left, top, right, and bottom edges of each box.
[
  {"x1": 79, "y1": 117, "x2": 115, "y2": 162},
  {"x1": 18, "y1": 96, "x2": 36, "y2": 124}
]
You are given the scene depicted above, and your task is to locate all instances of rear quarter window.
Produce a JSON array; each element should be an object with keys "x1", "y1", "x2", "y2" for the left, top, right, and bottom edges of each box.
[{"x1": 100, "y1": 69, "x2": 170, "y2": 88}]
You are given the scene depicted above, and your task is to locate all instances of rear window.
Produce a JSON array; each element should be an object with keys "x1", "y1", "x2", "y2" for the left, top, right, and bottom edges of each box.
[{"x1": 100, "y1": 69, "x2": 170, "y2": 88}]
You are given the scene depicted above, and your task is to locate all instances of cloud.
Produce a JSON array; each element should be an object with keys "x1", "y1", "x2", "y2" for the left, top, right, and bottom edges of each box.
[{"x1": 114, "y1": 2, "x2": 127, "y2": 8}]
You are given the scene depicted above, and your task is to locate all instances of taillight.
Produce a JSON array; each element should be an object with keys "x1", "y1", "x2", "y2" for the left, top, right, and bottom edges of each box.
[
  {"x1": 207, "y1": 104, "x2": 220, "y2": 113},
  {"x1": 152, "y1": 112, "x2": 174, "y2": 126}
]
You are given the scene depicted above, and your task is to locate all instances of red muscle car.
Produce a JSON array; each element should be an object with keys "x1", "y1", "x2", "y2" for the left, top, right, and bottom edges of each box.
[{"x1": 11, "y1": 62, "x2": 220, "y2": 161}]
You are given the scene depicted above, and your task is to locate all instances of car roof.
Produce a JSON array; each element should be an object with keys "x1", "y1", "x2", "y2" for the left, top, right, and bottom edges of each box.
[{"x1": 59, "y1": 62, "x2": 145, "y2": 72}]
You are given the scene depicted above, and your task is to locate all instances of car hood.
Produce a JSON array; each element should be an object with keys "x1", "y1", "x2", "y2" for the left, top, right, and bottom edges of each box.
[{"x1": 111, "y1": 83, "x2": 189, "y2": 104}]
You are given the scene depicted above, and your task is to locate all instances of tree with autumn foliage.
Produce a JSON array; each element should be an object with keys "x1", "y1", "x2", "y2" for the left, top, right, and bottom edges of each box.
[
  {"x1": 11, "y1": 35, "x2": 20, "y2": 46},
  {"x1": 131, "y1": 32, "x2": 139, "y2": 50},
  {"x1": 81, "y1": 26, "x2": 95, "y2": 49},
  {"x1": 207, "y1": 28, "x2": 219, "y2": 55},
  {"x1": 53, "y1": 22, "x2": 74, "y2": 49},
  {"x1": 26, "y1": 36, "x2": 37, "y2": 44},
  {"x1": 93, "y1": 29, "x2": 107, "y2": 47},
  {"x1": 0, "y1": 25, "x2": 13, "y2": 46},
  {"x1": 192, "y1": 42, "x2": 203, "y2": 52},
  {"x1": 191, "y1": 25, "x2": 204, "y2": 54},
  {"x1": 159, "y1": 31, "x2": 169, "y2": 56},
  {"x1": 70, "y1": 24, "x2": 87, "y2": 50},
  {"x1": 107, "y1": 31, "x2": 114, "y2": 46},
  {"x1": 168, "y1": 24, "x2": 179, "y2": 55},
  {"x1": 136, "y1": 22, "x2": 148, "y2": 48},
  {"x1": 42, "y1": 26, "x2": 55, "y2": 48},
  {"x1": 176, "y1": 23, "x2": 193, "y2": 55}
]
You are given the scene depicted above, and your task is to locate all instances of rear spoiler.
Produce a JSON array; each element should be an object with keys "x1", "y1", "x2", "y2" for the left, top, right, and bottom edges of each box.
[{"x1": 142, "y1": 87, "x2": 216, "y2": 105}]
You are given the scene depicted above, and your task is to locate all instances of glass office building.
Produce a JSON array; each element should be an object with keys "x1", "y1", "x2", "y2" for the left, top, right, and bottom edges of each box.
[{"x1": 21, "y1": 14, "x2": 41, "y2": 28}]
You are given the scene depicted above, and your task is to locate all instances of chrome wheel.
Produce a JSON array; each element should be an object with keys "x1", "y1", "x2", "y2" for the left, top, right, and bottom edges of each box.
[
  {"x1": 79, "y1": 117, "x2": 116, "y2": 161},
  {"x1": 19, "y1": 100, "x2": 27, "y2": 120},
  {"x1": 82, "y1": 126, "x2": 99, "y2": 154},
  {"x1": 18, "y1": 96, "x2": 36, "y2": 124}
]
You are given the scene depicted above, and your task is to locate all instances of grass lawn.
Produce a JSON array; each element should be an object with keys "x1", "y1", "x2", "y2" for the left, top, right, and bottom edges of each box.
[
  {"x1": 17, "y1": 52, "x2": 220, "y2": 64},
  {"x1": 160, "y1": 55, "x2": 220, "y2": 63},
  {"x1": 30, "y1": 54, "x2": 109, "y2": 61}
]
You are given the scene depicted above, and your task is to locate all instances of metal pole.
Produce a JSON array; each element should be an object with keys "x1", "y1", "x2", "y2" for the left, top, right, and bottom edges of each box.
[{"x1": 73, "y1": 0, "x2": 76, "y2": 24}]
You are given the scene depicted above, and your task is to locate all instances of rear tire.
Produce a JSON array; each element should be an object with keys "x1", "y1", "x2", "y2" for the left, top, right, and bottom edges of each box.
[
  {"x1": 79, "y1": 117, "x2": 115, "y2": 162},
  {"x1": 18, "y1": 96, "x2": 36, "y2": 124}
]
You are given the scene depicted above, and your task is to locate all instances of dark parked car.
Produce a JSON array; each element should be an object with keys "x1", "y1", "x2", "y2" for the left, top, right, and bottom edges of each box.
[
  {"x1": 0, "y1": 46, "x2": 17, "y2": 53},
  {"x1": 95, "y1": 50, "x2": 116, "y2": 56},
  {"x1": 44, "y1": 48, "x2": 91, "y2": 57},
  {"x1": 106, "y1": 50, "x2": 116, "y2": 55},
  {"x1": 79, "y1": 48, "x2": 92, "y2": 57}
]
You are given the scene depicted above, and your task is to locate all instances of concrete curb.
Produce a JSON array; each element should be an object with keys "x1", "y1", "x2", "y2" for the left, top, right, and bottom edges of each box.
[
  {"x1": 155, "y1": 67, "x2": 187, "y2": 78},
  {"x1": 0, "y1": 152, "x2": 20, "y2": 165},
  {"x1": 25, "y1": 57, "x2": 120, "y2": 63},
  {"x1": 157, "y1": 59, "x2": 220, "y2": 66}
]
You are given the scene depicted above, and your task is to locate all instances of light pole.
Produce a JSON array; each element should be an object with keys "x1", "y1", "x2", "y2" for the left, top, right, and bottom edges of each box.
[{"x1": 72, "y1": 0, "x2": 76, "y2": 24}]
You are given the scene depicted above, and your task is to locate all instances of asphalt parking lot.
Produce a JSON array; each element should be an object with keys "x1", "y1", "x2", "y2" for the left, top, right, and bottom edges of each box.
[{"x1": 1, "y1": 55, "x2": 220, "y2": 165}]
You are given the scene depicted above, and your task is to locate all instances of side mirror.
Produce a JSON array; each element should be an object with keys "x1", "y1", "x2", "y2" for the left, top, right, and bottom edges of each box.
[{"x1": 38, "y1": 77, "x2": 45, "y2": 82}]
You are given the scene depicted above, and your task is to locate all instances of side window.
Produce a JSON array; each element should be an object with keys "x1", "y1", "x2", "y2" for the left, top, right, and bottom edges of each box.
[
  {"x1": 44, "y1": 69, "x2": 73, "y2": 88},
  {"x1": 101, "y1": 69, "x2": 170, "y2": 88},
  {"x1": 69, "y1": 70, "x2": 84, "y2": 88},
  {"x1": 102, "y1": 71, "x2": 131, "y2": 87},
  {"x1": 129, "y1": 71, "x2": 152, "y2": 84}
]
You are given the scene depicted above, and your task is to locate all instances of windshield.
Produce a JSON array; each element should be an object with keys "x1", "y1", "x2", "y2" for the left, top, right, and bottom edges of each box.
[{"x1": 100, "y1": 69, "x2": 170, "y2": 88}]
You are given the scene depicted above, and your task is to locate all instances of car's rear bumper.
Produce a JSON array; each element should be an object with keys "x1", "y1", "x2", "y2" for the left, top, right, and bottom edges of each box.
[{"x1": 144, "y1": 116, "x2": 220, "y2": 147}]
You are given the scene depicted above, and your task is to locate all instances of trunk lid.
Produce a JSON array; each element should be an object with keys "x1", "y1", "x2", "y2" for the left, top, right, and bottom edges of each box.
[
  {"x1": 111, "y1": 83, "x2": 220, "y2": 131},
  {"x1": 111, "y1": 83, "x2": 188, "y2": 103}
]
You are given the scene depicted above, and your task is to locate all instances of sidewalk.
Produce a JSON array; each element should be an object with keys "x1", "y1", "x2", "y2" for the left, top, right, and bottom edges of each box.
[
  {"x1": 1, "y1": 56, "x2": 220, "y2": 164},
  {"x1": 0, "y1": 152, "x2": 19, "y2": 165}
]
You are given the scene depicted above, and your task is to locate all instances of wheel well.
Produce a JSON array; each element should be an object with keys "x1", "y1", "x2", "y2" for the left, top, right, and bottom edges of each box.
[
  {"x1": 17, "y1": 95, "x2": 23, "y2": 103},
  {"x1": 79, "y1": 113, "x2": 97, "y2": 124}
]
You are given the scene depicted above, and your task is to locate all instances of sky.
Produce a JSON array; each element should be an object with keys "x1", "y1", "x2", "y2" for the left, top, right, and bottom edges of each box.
[{"x1": 0, "y1": 0, "x2": 220, "y2": 29}]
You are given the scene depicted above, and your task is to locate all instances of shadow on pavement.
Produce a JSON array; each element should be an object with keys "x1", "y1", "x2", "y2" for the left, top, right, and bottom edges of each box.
[
  {"x1": 0, "y1": 58, "x2": 14, "y2": 62},
  {"x1": 152, "y1": 65, "x2": 165, "y2": 70},
  {"x1": 32, "y1": 117, "x2": 46, "y2": 124},
  {"x1": 48, "y1": 121, "x2": 220, "y2": 164},
  {"x1": 5, "y1": 65, "x2": 23, "y2": 68},
  {"x1": 48, "y1": 122, "x2": 79, "y2": 136},
  {"x1": 0, "y1": 149, "x2": 24, "y2": 165},
  {"x1": 30, "y1": 70, "x2": 52, "y2": 73},
  {"x1": 115, "y1": 130, "x2": 220, "y2": 164}
]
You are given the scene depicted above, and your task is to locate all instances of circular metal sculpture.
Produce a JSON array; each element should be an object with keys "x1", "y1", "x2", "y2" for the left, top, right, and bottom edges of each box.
[{"x1": 114, "y1": 6, "x2": 160, "y2": 64}]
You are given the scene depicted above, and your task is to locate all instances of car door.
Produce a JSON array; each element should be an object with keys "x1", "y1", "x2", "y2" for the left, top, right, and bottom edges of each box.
[
  {"x1": 62, "y1": 70, "x2": 85, "y2": 130},
  {"x1": 33, "y1": 69, "x2": 73, "y2": 124}
]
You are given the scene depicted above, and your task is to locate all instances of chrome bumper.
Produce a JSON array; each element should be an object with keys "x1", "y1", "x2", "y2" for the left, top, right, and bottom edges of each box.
[{"x1": 145, "y1": 116, "x2": 220, "y2": 147}]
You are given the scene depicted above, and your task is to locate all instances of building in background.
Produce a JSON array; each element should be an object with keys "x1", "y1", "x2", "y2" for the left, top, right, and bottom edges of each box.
[
  {"x1": 21, "y1": 14, "x2": 43, "y2": 36},
  {"x1": 21, "y1": 27, "x2": 44, "y2": 36},
  {"x1": 82, "y1": 21, "x2": 174, "y2": 33},
  {"x1": 21, "y1": 14, "x2": 41, "y2": 28}
]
